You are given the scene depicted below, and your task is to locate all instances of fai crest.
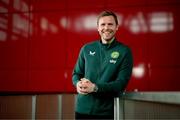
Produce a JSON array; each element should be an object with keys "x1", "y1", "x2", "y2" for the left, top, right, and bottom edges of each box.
[{"x1": 111, "y1": 51, "x2": 119, "y2": 59}]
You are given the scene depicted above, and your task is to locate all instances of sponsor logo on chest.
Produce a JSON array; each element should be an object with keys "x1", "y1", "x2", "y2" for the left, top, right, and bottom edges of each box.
[{"x1": 109, "y1": 51, "x2": 120, "y2": 64}]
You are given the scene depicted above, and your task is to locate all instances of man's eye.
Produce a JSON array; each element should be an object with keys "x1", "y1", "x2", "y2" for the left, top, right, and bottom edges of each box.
[{"x1": 108, "y1": 23, "x2": 113, "y2": 26}]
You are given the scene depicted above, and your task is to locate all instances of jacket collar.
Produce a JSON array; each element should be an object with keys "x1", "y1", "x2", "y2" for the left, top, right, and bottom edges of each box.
[{"x1": 99, "y1": 38, "x2": 117, "y2": 49}]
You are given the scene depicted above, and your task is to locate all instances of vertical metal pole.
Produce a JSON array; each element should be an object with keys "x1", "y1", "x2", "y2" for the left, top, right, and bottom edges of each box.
[
  {"x1": 114, "y1": 97, "x2": 124, "y2": 120},
  {"x1": 114, "y1": 97, "x2": 120, "y2": 120},
  {"x1": 117, "y1": 97, "x2": 120, "y2": 120},
  {"x1": 58, "y1": 95, "x2": 62, "y2": 120},
  {"x1": 32, "y1": 95, "x2": 36, "y2": 120}
]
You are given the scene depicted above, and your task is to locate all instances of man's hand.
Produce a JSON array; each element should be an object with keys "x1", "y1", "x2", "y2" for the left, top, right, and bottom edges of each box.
[
  {"x1": 76, "y1": 80, "x2": 88, "y2": 94},
  {"x1": 76, "y1": 78, "x2": 96, "y2": 94}
]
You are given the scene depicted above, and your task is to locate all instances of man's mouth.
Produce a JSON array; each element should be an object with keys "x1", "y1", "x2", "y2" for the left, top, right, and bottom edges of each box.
[
  {"x1": 103, "y1": 31, "x2": 112, "y2": 36},
  {"x1": 104, "y1": 31, "x2": 110, "y2": 34}
]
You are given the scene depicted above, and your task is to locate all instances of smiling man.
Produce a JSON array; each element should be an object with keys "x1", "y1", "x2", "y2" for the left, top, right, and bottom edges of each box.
[{"x1": 72, "y1": 11, "x2": 133, "y2": 120}]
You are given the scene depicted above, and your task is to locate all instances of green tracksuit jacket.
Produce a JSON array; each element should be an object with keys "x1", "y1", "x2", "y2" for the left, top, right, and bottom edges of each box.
[{"x1": 72, "y1": 39, "x2": 133, "y2": 116}]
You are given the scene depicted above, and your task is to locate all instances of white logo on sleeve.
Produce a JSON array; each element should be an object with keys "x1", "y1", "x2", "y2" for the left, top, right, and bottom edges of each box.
[{"x1": 89, "y1": 51, "x2": 96, "y2": 56}]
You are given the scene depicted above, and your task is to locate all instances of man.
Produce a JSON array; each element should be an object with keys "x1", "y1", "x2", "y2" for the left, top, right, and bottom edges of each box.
[{"x1": 72, "y1": 11, "x2": 133, "y2": 120}]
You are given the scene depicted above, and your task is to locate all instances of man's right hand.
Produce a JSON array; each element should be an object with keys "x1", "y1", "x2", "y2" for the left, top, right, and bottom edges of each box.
[
  {"x1": 76, "y1": 78, "x2": 96, "y2": 94},
  {"x1": 76, "y1": 81, "x2": 88, "y2": 95}
]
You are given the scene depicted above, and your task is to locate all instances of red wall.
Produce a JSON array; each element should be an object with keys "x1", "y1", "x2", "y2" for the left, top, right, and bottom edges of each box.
[{"x1": 0, "y1": 0, "x2": 180, "y2": 93}]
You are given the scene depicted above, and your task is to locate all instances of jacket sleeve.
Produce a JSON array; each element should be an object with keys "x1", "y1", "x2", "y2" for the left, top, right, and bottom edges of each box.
[
  {"x1": 72, "y1": 46, "x2": 85, "y2": 87},
  {"x1": 96, "y1": 47, "x2": 133, "y2": 94}
]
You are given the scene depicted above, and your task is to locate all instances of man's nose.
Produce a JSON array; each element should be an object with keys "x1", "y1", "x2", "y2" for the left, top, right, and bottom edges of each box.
[{"x1": 104, "y1": 25, "x2": 109, "y2": 30}]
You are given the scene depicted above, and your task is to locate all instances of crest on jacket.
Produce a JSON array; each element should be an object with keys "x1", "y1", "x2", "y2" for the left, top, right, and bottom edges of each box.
[{"x1": 111, "y1": 51, "x2": 119, "y2": 59}]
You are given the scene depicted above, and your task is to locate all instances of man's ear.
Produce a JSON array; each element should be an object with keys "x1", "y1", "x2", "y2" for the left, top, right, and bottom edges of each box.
[
  {"x1": 116, "y1": 24, "x2": 119, "y2": 31},
  {"x1": 97, "y1": 25, "x2": 100, "y2": 31}
]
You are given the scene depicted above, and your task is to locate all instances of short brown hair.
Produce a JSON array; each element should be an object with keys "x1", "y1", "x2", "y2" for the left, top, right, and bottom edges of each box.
[{"x1": 97, "y1": 11, "x2": 118, "y2": 25}]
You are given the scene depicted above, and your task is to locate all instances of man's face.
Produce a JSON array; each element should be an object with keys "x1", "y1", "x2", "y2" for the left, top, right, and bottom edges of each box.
[{"x1": 97, "y1": 16, "x2": 119, "y2": 43}]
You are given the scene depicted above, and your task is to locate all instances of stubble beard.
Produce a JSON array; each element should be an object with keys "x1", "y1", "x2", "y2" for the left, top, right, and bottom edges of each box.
[{"x1": 101, "y1": 31, "x2": 114, "y2": 42}]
